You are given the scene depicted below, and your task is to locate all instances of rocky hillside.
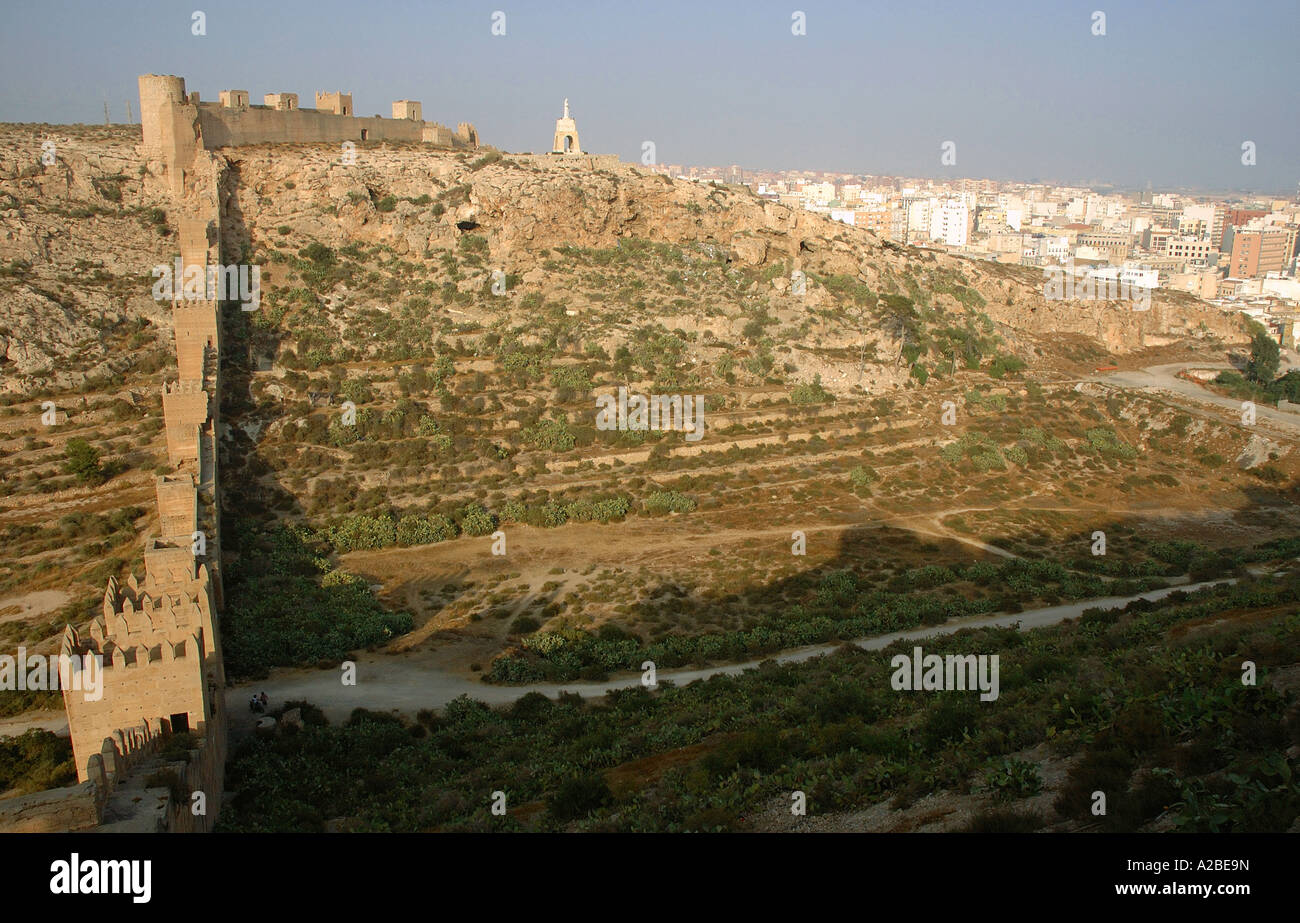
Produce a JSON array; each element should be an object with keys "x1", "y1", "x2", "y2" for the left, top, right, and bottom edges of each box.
[
  {"x1": 210, "y1": 143, "x2": 1246, "y2": 397},
  {"x1": 0, "y1": 124, "x2": 1247, "y2": 397},
  {"x1": 0, "y1": 125, "x2": 175, "y2": 391}
]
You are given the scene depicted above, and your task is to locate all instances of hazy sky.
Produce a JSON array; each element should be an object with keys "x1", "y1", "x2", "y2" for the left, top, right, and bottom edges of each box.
[{"x1": 1, "y1": 0, "x2": 1296, "y2": 193}]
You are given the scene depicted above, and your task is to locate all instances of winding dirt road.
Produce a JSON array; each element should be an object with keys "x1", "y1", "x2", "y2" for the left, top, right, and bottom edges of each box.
[{"x1": 217, "y1": 578, "x2": 1232, "y2": 730}]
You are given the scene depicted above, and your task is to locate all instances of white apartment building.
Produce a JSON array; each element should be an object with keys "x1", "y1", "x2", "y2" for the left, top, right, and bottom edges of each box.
[
  {"x1": 1089, "y1": 264, "x2": 1159, "y2": 289},
  {"x1": 907, "y1": 198, "x2": 934, "y2": 235},
  {"x1": 1179, "y1": 204, "x2": 1215, "y2": 239},
  {"x1": 1066, "y1": 195, "x2": 1103, "y2": 223},
  {"x1": 1026, "y1": 233, "x2": 1071, "y2": 261},
  {"x1": 801, "y1": 182, "x2": 835, "y2": 204},
  {"x1": 929, "y1": 199, "x2": 970, "y2": 247}
]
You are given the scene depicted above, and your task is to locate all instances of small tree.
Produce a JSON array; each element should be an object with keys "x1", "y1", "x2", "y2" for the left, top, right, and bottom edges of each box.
[
  {"x1": 63, "y1": 438, "x2": 103, "y2": 484},
  {"x1": 1246, "y1": 326, "x2": 1280, "y2": 384}
]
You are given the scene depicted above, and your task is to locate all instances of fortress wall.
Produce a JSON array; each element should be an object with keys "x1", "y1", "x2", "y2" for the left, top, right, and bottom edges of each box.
[
  {"x1": 165, "y1": 709, "x2": 226, "y2": 832},
  {"x1": 155, "y1": 475, "x2": 198, "y2": 538},
  {"x1": 173, "y1": 302, "x2": 218, "y2": 383},
  {"x1": 56, "y1": 68, "x2": 493, "y2": 830},
  {"x1": 35, "y1": 76, "x2": 241, "y2": 828},
  {"x1": 62, "y1": 642, "x2": 208, "y2": 783},
  {"x1": 164, "y1": 421, "x2": 201, "y2": 466},
  {"x1": 0, "y1": 712, "x2": 227, "y2": 833},
  {"x1": 513, "y1": 153, "x2": 623, "y2": 170},
  {"x1": 197, "y1": 104, "x2": 424, "y2": 147}
]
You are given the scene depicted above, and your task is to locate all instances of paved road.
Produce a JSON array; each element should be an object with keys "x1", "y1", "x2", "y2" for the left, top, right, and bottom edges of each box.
[{"x1": 224, "y1": 578, "x2": 1233, "y2": 726}]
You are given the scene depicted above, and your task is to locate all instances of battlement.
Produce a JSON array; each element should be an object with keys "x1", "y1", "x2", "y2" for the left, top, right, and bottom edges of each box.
[
  {"x1": 163, "y1": 378, "x2": 207, "y2": 395},
  {"x1": 64, "y1": 624, "x2": 205, "y2": 673},
  {"x1": 93, "y1": 569, "x2": 214, "y2": 642}
]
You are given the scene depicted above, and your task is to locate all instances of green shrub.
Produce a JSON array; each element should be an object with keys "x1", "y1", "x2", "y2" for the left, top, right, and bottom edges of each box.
[
  {"x1": 643, "y1": 491, "x2": 696, "y2": 514},
  {"x1": 790, "y1": 374, "x2": 833, "y2": 405},
  {"x1": 981, "y1": 757, "x2": 1043, "y2": 800},
  {"x1": 548, "y1": 773, "x2": 613, "y2": 822},
  {"x1": 458, "y1": 504, "x2": 497, "y2": 537},
  {"x1": 848, "y1": 465, "x2": 876, "y2": 487}
]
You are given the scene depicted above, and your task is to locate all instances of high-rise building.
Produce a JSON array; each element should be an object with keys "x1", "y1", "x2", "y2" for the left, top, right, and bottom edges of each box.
[{"x1": 1225, "y1": 224, "x2": 1298, "y2": 278}]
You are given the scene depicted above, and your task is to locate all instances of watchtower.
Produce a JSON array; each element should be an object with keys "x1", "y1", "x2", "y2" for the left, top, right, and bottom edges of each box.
[
  {"x1": 315, "y1": 91, "x2": 352, "y2": 116},
  {"x1": 392, "y1": 100, "x2": 422, "y2": 121}
]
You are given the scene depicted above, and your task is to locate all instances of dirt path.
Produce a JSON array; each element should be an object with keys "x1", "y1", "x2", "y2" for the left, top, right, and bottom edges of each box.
[
  {"x1": 1091, "y1": 361, "x2": 1300, "y2": 440},
  {"x1": 0, "y1": 709, "x2": 69, "y2": 739},
  {"x1": 225, "y1": 578, "x2": 1235, "y2": 728}
]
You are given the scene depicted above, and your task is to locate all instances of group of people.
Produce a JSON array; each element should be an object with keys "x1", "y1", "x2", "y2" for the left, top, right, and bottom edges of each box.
[{"x1": 248, "y1": 691, "x2": 269, "y2": 714}]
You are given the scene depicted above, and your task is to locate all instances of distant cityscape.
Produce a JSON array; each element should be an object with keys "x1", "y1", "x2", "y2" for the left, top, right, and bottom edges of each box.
[{"x1": 647, "y1": 161, "x2": 1300, "y2": 346}]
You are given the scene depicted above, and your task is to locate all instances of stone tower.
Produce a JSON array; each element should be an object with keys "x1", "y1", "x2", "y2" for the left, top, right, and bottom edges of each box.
[
  {"x1": 137, "y1": 75, "x2": 198, "y2": 196},
  {"x1": 552, "y1": 98, "x2": 581, "y2": 155}
]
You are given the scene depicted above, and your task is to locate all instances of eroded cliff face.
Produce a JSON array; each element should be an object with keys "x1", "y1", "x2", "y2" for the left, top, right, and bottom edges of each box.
[
  {"x1": 0, "y1": 125, "x2": 1247, "y2": 394},
  {"x1": 0, "y1": 125, "x2": 174, "y2": 390}
]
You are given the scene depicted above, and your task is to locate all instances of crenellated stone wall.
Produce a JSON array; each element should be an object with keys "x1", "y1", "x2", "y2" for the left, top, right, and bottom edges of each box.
[
  {"x1": 47, "y1": 77, "x2": 239, "y2": 831},
  {"x1": 139, "y1": 74, "x2": 481, "y2": 197}
]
